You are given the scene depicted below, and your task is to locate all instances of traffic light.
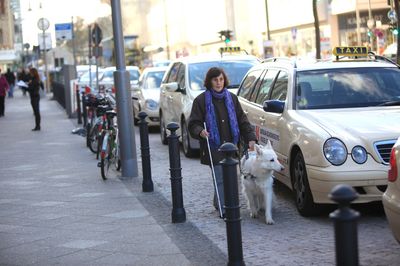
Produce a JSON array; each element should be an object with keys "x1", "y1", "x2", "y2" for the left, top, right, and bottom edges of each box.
[
  {"x1": 218, "y1": 30, "x2": 233, "y2": 44},
  {"x1": 389, "y1": 24, "x2": 399, "y2": 35}
]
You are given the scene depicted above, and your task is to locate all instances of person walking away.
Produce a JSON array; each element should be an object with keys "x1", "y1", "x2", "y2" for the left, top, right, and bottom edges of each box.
[
  {"x1": 27, "y1": 68, "x2": 41, "y2": 131},
  {"x1": 0, "y1": 69, "x2": 10, "y2": 117},
  {"x1": 188, "y1": 67, "x2": 257, "y2": 217},
  {"x1": 5, "y1": 68, "x2": 15, "y2": 98},
  {"x1": 17, "y1": 68, "x2": 29, "y2": 96}
]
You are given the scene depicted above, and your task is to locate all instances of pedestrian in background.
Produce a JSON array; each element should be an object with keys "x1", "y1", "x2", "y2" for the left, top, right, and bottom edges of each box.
[
  {"x1": 188, "y1": 67, "x2": 256, "y2": 217},
  {"x1": 27, "y1": 68, "x2": 42, "y2": 131},
  {"x1": 5, "y1": 68, "x2": 15, "y2": 98},
  {"x1": 0, "y1": 69, "x2": 10, "y2": 117},
  {"x1": 17, "y1": 68, "x2": 29, "y2": 96}
]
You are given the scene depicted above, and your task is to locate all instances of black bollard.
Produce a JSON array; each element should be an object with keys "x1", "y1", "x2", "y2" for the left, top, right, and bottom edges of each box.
[
  {"x1": 76, "y1": 85, "x2": 82, "y2": 124},
  {"x1": 219, "y1": 142, "x2": 245, "y2": 266},
  {"x1": 329, "y1": 184, "x2": 360, "y2": 266},
  {"x1": 138, "y1": 112, "x2": 154, "y2": 192},
  {"x1": 82, "y1": 92, "x2": 88, "y2": 128},
  {"x1": 166, "y1": 122, "x2": 186, "y2": 223}
]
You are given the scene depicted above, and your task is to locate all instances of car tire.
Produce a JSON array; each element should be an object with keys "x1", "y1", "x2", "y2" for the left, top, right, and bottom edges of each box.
[
  {"x1": 133, "y1": 110, "x2": 139, "y2": 126},
  {"x1": 160, "y1": 112, "x2": 168, "y2": 145},
  {"x1": 291, "y1": 151, "x2": 318, "y2": 216},
  {"x1": 181, "y1": 119, "x2": 197, "y2": 158}
]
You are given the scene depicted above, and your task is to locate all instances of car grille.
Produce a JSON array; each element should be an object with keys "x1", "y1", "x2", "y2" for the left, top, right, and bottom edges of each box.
[{"x1": 374, "y1": 140, "x2": 396, "y2": 164}]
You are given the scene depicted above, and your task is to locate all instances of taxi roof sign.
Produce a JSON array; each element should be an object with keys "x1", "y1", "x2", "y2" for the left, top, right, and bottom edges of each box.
[
  {"x1": 332, "y1": 46, "x2": 368, "y2": 57},
  {"x1": 219, "y1": 46, "x2": 241, "y2": 53}
]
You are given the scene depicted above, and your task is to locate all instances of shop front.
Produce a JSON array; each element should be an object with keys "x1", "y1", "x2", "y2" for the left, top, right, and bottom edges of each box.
[{"x1": 338, "y1": 9, "x2": 393, "y2": 54}]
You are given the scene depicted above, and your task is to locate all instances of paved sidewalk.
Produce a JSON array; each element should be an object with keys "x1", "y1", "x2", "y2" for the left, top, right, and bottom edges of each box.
[{"x1": 0, "y1": 92, "x2": 226, "y2": 266}]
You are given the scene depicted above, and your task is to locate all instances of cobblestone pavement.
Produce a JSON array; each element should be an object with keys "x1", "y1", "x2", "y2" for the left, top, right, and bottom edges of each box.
[{"x1": 143, "y1": 129, "x2": 400, "y2": 266}]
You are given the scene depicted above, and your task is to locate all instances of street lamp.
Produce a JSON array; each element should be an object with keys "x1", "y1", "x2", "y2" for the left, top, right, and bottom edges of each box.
[{"x1": 37, "y1": 17, "x2": 50, "y2": 92}]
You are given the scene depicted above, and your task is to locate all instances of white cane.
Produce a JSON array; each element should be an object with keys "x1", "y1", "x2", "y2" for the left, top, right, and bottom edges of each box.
[{"x1": 204, "y1": 122, "x2": 223, "y2": 218}]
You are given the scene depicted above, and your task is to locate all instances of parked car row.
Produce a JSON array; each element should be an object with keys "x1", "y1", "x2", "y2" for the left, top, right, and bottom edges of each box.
[{"x1": 76, "y1": 48, "x2": 400, "y2": 243}]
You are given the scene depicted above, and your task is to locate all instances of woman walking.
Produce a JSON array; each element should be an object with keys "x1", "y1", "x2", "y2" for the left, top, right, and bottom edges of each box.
[
  {"x1": 27, "y1": 68, "x2": 41, "y2": 131},
  {"x1": 0, "y1": 69, "x2": 10, "y2": 117},
  {"x1": 188, "y1": 67, "x2": 256, "y2": 218}
]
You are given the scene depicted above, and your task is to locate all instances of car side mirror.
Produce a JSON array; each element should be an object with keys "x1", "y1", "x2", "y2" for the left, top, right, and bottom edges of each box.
[
  {"x1": 263, "y1": 100, "x2": 285, "y2": 113},
  {"x1": 165, "y1": 82, "x2": 180, "y2": 92}
]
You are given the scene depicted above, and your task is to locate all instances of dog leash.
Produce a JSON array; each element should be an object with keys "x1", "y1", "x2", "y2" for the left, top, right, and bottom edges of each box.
[{"x1": 203, "y1": 122, "x2": 224, "y2": 218}]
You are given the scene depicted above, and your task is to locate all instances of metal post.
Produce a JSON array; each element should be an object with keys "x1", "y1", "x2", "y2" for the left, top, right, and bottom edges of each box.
[
  {"x1": 138, "y1": 112, "x2": 153, "y2": 192},
  {"x1": 111, "y1": 0, "x2": 138, "y2": 178},
  {"x1": 88, "y1": 26, "x2": 92, "y2": 88},
  {"x1": 71, "y1": 16, "x2": 78, "y2": 78},
  {"x1": 265, "y1": 0, "x2": 271, "y2": 40},
  {"x1": 167, "y1": 122, "x2": 186, "y2": 223},
  {"x1": 82, "y1": 92, "x2": 88, "y2": 128},
  {"x1": 76, "y1": 84, "x2": 82, "y2": 124},
  {"x1": 329, "y1": 184, "x2": 360, "y2": 266},
  {"x1": 219, "y1": 142, "x2": 245, "y2": 266},
  {"x1": 42, "y1": 29, "x2": 49, "y2": 93}
]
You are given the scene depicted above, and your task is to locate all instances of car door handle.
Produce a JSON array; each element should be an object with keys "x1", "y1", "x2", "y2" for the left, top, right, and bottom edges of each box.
[
  {"x1": 168, "y1": 95, "x2": 173, "y2": 100},
  {"x1": 259, "y1": 117, "x2": 265, "y2": 123},
  {"x1": 244, "y1": 110, "x2": 248, "y2": 115}
]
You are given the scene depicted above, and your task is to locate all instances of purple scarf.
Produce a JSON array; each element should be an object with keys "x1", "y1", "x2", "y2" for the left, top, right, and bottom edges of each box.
[{"x1": 205, "y1": 88, "x2": 239, "y2": 150}]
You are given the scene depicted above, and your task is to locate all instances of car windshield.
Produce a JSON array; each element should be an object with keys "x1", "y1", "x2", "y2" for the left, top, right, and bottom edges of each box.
[
  {"x1": 188, "y1": 60, "x2": 257, "y2": 91},
  {"x1": 79, "y1": 70, "x2": 101, "y2": 82},
  {"x1": 143, "y1": 71, "x2": 165, "y2": 89},
  {"x1": 295, "y1": 67, "x2": 400, "y2": 109},
  {"x1": 129, "y1": 69, "x2": 140, "y2": 81}
]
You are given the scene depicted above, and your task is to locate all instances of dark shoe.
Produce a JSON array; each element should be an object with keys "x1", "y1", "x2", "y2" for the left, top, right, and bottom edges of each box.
[{"x1": 32, "y1": 127, "x2": 41, "y2": 131}]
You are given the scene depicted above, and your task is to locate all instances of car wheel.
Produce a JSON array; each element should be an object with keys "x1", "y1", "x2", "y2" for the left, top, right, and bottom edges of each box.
[
  {"x1": 181, "y1": 119, "x2": 196, "y2": 158},
  {"x1": 160, "y1": 113, "x2": 168, "y2": 145},
  {"x1": 133, "y1": 109, "x2": 139, "y2": 126},
  {"x1": 291, "y1": 151, "x2": 318, "y2": 216}
]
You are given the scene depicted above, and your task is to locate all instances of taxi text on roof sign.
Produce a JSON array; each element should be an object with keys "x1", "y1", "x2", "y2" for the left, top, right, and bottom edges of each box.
[
  {"x1": 219, "y1": 46, "x2": 241, "y2": 53},
  {"x1": 332, "y1": 46, "x2": 368, "y2": 57}
]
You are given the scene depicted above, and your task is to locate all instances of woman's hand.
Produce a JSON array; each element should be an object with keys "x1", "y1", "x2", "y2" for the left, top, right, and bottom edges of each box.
[
  {"x1": 248, "y1": 140, "x2": 256, "y2": 151},
  {"x1": 200, "y1": 129, "x2": 209, "y2": 139}
]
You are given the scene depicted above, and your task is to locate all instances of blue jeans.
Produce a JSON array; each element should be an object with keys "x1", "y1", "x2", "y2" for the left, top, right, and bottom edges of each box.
[
  {"x1": 8, "y1": 85, "x2": 14, "y2": 98},
  {"x1": 212, "y1": 165, "x2": 225, "y2": 215}
]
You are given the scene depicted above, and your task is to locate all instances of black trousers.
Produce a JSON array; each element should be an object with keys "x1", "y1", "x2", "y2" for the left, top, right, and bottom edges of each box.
[
  {"x1": 0, "y1": 96, "x2": 5, "y2": 116},
  {"x1": 30, "y1": 96, "x2": 40, "y2": 128}
]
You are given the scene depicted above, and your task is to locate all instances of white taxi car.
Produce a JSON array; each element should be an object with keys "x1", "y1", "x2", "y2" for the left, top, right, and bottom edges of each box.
[
  {"x1": 159, "y1": 50, "x2": 259, "y2": 157},
  {"x1": 237, "y1": 46, "x2": 400, "y2": 216},
  {"x1": 383, "y1": 137, "x2": 400, "y2": 243},
  {"x1": 132, "y1": 66, "x2": 167, "y2": 126}
]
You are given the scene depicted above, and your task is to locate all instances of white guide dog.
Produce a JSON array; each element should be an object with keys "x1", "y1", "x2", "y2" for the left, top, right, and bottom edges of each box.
[{"x1": 240, "y1": 141, "x2": 284, "y2": 224}]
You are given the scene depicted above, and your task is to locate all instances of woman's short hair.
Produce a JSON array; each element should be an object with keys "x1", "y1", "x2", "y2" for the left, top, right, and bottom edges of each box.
[{"x1": 203, "y1": 67, "x2": 229, "y2": 90}]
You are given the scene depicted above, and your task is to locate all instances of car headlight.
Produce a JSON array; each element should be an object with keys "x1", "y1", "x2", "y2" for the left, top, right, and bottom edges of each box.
[
  {"x1": 351, "y1": 146, "x2": 367, "y2": 164},
  {"x1": 145, "y1": 99, "x2": 158, "y2": 110},
  {"x1": 323, "y1": 138, "x2": 347, "y2": 166}
]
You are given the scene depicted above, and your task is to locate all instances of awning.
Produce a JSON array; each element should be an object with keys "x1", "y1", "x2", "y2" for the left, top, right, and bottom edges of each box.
[{"x1": 0, "y1": 50, "x2": 18, "y2": 64}]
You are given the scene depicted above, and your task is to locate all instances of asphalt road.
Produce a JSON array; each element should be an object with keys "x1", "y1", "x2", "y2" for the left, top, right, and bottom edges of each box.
[{"x1": 143, "y1": 127, "x2": 400, "y2": 266}]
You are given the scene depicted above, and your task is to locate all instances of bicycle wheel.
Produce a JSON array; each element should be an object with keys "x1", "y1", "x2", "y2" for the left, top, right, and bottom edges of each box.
[
  {"x1": 100, "y1": 137, "x2": 111, "y2": 180},
  {"x1": 113, "y1": 137, "x2": 121, "y2": 171},
  {"x1": 89, "y1": 126, "x2": 99, "y2": 154}
]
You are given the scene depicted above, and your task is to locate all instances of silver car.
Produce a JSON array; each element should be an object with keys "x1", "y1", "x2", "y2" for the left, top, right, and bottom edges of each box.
[{"x1": 132, "y1": 66, "x2": 167, "y2": 126}]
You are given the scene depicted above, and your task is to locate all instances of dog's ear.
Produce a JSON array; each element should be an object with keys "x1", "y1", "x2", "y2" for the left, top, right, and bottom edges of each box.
[
  {"x1": 255, "y1": 144, "x2": 263, "y2": 156},
  {"x1": 266, "y1": 140, "x2": 273, "y2": 149}
]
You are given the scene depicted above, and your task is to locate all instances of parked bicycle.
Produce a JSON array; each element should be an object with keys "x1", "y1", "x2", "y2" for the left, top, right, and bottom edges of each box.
[{"x1": 98, "y1": 109, "x2": 121, "y2": 180}]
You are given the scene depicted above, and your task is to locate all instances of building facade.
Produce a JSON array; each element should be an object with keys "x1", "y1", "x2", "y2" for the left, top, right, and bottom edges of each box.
[{"x1": 0, "y1": 0, "x2": 18, "y2": 69}]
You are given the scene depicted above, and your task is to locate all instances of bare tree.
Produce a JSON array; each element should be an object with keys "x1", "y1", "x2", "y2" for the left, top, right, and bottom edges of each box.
[{"x1": 313, "y1": 0, "x2": 321, "y2": 59}]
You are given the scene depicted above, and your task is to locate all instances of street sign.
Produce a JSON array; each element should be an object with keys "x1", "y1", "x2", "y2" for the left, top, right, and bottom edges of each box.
[
  {"x1": 37, "y1": 18, "x2": 50, "y2": 31},
  {"x1": 91, "y1": 24, "x2": 103, "y2": 46},
  {"x1": 38, "y1": 32, "x2": 52, "y2": 50},
  {"x1": 55, "y1": 23, "x2": 73, "y2": 40}
]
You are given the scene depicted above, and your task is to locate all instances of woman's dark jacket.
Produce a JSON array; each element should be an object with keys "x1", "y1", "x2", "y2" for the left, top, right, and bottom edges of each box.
[
  {"x1": 188, "y1": 90, "x2": 257, "y2": 165},
  {"x1": 28, "y1": 77, "x2": 41, "y2": 98}
]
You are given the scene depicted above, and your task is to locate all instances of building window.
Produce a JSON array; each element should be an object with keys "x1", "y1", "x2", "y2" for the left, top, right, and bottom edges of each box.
[
  {"x1": 0, "y1": 0, "x2": 5, "y2": 15},
  {"x1": 0, "y1": 29, "x2": 4, "y2": 45}
]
